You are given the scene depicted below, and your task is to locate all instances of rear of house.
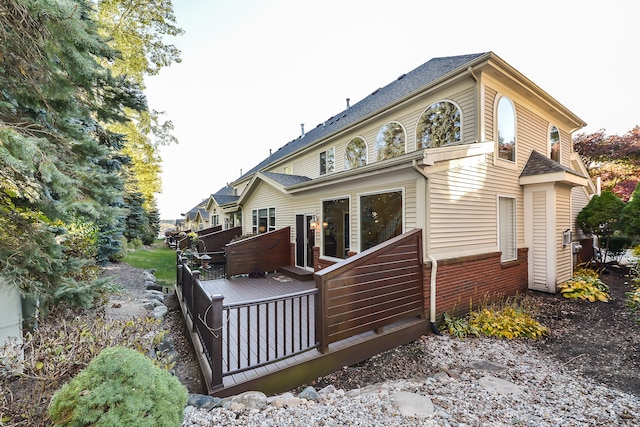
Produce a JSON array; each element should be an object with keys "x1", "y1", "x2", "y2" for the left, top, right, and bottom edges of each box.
[{"x1": 195, "y1": 51, "x2": 593, "y2": 321}]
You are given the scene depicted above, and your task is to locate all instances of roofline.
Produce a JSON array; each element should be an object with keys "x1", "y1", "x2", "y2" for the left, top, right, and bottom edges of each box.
[
  {"x1": 478, "y1": 53, "x2": 587, "y2": 132},
  {"x1": 231, "y1": 53, "x2": 493, "y2": 186}
]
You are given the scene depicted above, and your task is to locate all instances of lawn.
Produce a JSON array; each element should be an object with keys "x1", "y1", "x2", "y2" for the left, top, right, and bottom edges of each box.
[{"x1": 123, "y1": 240, "x2": 177, "y2": 286}]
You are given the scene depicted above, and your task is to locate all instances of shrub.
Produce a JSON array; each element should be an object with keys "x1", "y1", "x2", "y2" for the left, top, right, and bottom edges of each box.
[
  {"x1": 559, "y1": 271, "x2": 610, "y2": 302},
  {"x1": 441, "y1": 296, "x2": 548, "y2": 339},
  {"x1": 468, "y1": 305, "x2": 548, "y2": 339},
  {"x1": 49, "y1": 346, "x2": 187, "y2": 427}
]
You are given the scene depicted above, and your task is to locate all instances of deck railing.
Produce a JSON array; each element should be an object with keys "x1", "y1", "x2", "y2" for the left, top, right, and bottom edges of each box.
[
  {"x1": 315, "y1": 228, "x2": 425, "y2": 352},
  {"x1": 176, "y1": 255, "x2": 318, "y2": 391},
  {"x1": 222, "y1": 289, "x2": 319, "y2": 375},
  {"x1": 225, "y1": 227, "x2": 291, "y2": 277}
]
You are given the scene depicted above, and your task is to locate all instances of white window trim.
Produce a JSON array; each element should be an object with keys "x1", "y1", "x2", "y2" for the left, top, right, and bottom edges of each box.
[
  {"x1": 549, "y1": 124, "x2": 561, "y2": 163},
  {"x1": 320, "y1": 146, "x2": 336, "y2": 175},
  {"x1": 414, "y1": 99, "x2": 463, "y2": 150},
  {"x1": 374, "y1": 122, "x2": 407, "y2": 162},
  {"x1": 497, "y1": 195, "x2": 517, "y2": 262},
  {"x1": 357, "y1": 187, "x2": 405, "y2": 253},
  {"x1": 493, "y1": 95, "x2": 518, "y2": 170},
  {"x1": 319, "y1": 195, "x2": 352, "y2": 262},
  {"x1": 344, "y1": 136, "x2": 368, "y2": 170}
]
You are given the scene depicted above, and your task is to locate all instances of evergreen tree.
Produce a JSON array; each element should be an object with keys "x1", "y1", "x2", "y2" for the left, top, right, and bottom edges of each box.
[
  {"x1": 620, "y1": 183, "x2": 640, "y2": 241},
  {"x1": 0, "y1": 0, "x2": 144, "y2": 301}
]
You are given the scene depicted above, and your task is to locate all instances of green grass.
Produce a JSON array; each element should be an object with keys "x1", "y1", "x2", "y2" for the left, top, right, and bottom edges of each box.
[{"x1": 123, "y1": 240, "x2": 177, "y2": 287}]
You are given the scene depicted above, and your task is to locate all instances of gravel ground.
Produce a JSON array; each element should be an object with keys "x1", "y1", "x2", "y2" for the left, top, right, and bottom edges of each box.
[{"x1": 182, "y1": 335, "x2": 640, "y2": 426}]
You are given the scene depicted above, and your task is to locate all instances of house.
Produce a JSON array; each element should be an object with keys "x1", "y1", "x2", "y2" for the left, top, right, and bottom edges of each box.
[
  {"x1": 204, "y1": 185, "x2": 241, "y2": 230},
  {"x1": 181, "y1": 200, "x2": 209, "y2": 231},
  {"x1": 189, "y1": 51, "x2": 593, "y2": 321}
]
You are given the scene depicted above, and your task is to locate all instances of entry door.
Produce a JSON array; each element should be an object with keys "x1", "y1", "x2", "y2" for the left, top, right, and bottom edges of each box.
[{"x1": 295, "y1": 214, "x2": 315, "y2": 269}]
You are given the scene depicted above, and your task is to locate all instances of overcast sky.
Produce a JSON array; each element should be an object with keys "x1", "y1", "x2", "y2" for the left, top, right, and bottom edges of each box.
[{"x1": 145, "y1": 0, "x2": 638, "y2": 220}]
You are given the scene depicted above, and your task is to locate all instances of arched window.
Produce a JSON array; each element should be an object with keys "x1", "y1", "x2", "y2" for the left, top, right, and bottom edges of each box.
[
  {"x1": 549, "y1": 125, "x2": 560, "y2": 162},
  {"x1": 416, "y1": 101, "x2": 461, "y2": 149},
  {"x1": 344, "y1": 137, "x2": 367, "y2": 170},
  {"x1": 497, "y1": 97, "x2": 516, "y2": 162},
  {"x1": 375, "y1": 122, "x2": 405, "y2": 161}
]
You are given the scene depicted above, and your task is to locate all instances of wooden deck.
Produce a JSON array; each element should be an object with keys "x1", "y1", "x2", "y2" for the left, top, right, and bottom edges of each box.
[
  {"x1": 177, "y1": 273, "x2": 427, "y2": 397},
  {"x1": 200, "y1": 273, "x2": 315, "y2": 303},
  {"x1": 176, "y1": 229, "x2": 428, "y2": 397}
]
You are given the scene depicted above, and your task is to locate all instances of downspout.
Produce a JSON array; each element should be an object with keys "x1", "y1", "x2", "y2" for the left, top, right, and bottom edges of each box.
[{"x1": 412, "y1": 160, "x2": 441, "y2": 335}]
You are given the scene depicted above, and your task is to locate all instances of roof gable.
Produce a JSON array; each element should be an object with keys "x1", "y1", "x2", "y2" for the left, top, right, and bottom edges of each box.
[
  {"x1": 235, "y1": 52, "x2": 490, "y2": 182},
  {"x1": 519, "y1": 150, "x2": 587, "y2": 187}
]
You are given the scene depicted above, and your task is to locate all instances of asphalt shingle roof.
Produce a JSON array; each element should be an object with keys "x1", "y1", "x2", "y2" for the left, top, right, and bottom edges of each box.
[
  {"x1": 261, "y1": 171, "x2": 312, "y2": 187},
  {"x1": 236, "y1": 52, "x2": 490, "y2": 182},
  {"x1": 520, "y1": 150, "x2": 586, "y2": 178}
]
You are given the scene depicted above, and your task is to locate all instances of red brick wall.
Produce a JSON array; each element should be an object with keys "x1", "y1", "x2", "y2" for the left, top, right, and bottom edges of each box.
[{"x1": 423, "y1": 248, "x2": 528, "y2": 321}]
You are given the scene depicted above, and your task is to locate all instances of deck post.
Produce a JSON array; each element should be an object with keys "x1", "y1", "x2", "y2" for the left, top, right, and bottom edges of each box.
[
  {"x1": 191, "y1": 270, "x2": 200, "y2": 314},
  {"x1": 315, "y1": 274, "x2": 329, "y2": 353},
  {"x1": 208, "y1": 294, "x2": 224, "y2": 390}
]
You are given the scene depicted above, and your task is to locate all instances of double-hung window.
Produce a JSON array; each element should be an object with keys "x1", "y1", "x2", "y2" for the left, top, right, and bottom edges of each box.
[
  {"x1": 498, "y1": 196, "x2": 517, "y2": 262},
  {"x1": 252, "y1": 207, "x2": 276, "y2": 234},
  {"x1": 320, "y1": 147, "x2": 335, "y2": 175}
]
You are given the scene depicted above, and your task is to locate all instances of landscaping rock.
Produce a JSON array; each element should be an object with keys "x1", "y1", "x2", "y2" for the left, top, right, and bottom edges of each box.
[{"x1": 152, "y1": 304, "x2": 168, "y2": 320}]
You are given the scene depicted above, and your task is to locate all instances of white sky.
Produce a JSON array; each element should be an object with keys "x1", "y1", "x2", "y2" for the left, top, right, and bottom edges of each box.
[{"x1": 145, "y1": 0, "x2": 638, "y2": 220}]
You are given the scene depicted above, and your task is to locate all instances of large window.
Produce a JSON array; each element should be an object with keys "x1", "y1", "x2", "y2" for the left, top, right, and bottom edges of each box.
[
  {"x1": 320, "y1": 147, "x2": 335, "y2": 175},
  {"x1": 375, "y1": 122, "x2": 405, "y2": 161},
  {"x1": 252, "y1": 207, "x2": 276, "y2": 234},
  {"x1": 549, "y1": 125, "x2": 560, "y2": 162},
  {"x1": 322, "y1": 198, "x2": 350, "y2": 259},
  {"x1": 344, "y1": 137, "x2": 367, "y2": 170},
  {"x1": 360, "y1": 191, "x2": 403, "y2": 251},
  {"x1": 497, "y1": 97, "x2": 516, "y2": 162},
  {"x1": 498, "y1": 196, "x2": 516, "y2": 262},
  {"x1": 416, "y1": 101, "x2": 461, "y2": 149}
]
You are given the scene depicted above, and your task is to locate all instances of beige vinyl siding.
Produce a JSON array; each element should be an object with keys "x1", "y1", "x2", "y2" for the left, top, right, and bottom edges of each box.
[
  {"x1": 571, "y1": 186, "x2": 590, "y2": 238},
  {"x1": 515, "y1": 106, "x2": 549, "y2": 164},
  {"x1": 532, "y1": 191, "x2": 547, "y2": 288},
  {"x1": 456, "y1": 87, "x2": 476, "y2": 144},
  {"x1": 241, "y1": 183, "x2": 290, "y2": 233},
  {"x1": 484, "y1": 86, "x2": 496, "y2": 142},
  {"x1": 556, "y1": 185, "x2": 573, "y2": 283},
  {"x1": 427, "y1": 151, "x2": 527, "y2": 259},
  {"x1": 559, "y1": 128, "x2": 572, "y2": 168}
]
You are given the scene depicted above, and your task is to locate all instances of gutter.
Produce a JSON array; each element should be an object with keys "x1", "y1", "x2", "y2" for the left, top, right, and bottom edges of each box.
[{"x1": 412, "y1": 160, "x2": 442, "y2": 335}]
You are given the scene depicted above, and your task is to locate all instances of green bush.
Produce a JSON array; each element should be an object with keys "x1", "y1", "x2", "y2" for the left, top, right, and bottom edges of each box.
[
  {"x1": 49, "y1": 347, "x2": 187, "y2": 427},
  {"x1": 441, "y1": 296, "x2": 548, "y2": 340}
]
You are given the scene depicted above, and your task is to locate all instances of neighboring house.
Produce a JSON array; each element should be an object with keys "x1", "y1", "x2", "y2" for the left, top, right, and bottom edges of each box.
[
  {"x1": 191, "y1": 52, "x2": 594, "y2": 317},
  {"x1": 181, "y1": 200, "x2": 209, "y2": 231},
  {"x1": 204, "y1": 185, "x2": 241, "y2": 230}
]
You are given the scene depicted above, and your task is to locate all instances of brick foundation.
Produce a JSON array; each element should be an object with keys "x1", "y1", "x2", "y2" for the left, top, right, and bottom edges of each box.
[{"x1": 424, "y1": 248, "x2": 528, "y2": 321}]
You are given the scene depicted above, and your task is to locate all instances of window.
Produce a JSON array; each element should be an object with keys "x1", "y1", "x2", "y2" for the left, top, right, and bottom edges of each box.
[
  {"x1": 322, "y1": 198, "x2": 350, "y2": 259},
  {"x1": 344, "y1": 137, "x2": 367, "y2": 170},
  {"x1": 375, "y1": 122, "x2": 405, "y2": 161},
  {"x1": 416, "y1": 101, "x2": 461, "y2": 149},
  {"x1": 283, "y1": 165, "x2": 293, "y2": 174},
  {"x1": 497, "y1": 97, "x2": 516, "y2": 162},
  {"x1": 320, "y1": 147, "x2": 335, "y2": 175},
  {"x1": 252, "y1": 207, "x2": 276, "y2": 233},
  {"x1": 498, "y1": 196, "x2": 516, "y2": 262},
  {"x1": 360, "y1": 190, "x2": 403, "y2": 251},
  {"x1": 549, "y1": 125, "x2": 560, "y2": 162}
]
